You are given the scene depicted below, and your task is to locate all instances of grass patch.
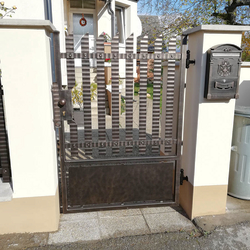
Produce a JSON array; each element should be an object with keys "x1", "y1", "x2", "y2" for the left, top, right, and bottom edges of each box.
[{"x1": 134, "y1": 82, "x2": 163, "y2": 110}]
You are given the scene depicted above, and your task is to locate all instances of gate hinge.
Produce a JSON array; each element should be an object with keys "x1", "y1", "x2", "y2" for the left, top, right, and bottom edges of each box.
[
  {"x1": 186, "y1": 50, "x2": 195, "y2": 69},
  {"x1": 180, "y1": 169, "x2": 188, "y2": 185}
]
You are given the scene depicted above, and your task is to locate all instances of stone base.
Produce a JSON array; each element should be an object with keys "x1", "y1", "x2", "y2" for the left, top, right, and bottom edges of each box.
[
  {"x1": 0, "y1": 188, "x2": 60, "y2": 234},
  {"x1": 180, "y1": 182, "x2": 228, "y2": 219}
]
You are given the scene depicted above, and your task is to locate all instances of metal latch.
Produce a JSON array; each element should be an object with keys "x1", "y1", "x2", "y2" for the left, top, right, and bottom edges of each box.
[
  {"x1": 180, "y1": 169, "x2": 188, "y2": 185},
  {"x1": 186, "y1": 50, "x2": 195, "y2": 69}
]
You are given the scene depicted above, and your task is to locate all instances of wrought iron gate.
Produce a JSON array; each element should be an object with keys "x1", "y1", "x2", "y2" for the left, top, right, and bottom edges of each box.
[{"x1": 53, "y1": 32, "x2": 186, "y2": 213}]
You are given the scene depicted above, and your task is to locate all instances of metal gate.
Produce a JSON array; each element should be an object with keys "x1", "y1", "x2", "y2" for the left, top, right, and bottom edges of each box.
[{"x1": 53, "y1": 32, "x2": 186, "y2": 213}]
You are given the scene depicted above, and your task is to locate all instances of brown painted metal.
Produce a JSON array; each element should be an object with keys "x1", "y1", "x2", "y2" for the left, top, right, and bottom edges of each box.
[
  {"x1": 96, "y1": 34, "x2": 106, "y2": 156},
  {"x1": 151, "y1": 36, "x2": 162, "y2": 154},
  {"x1": 67, "y1": 162, "x2": 174, "y2": 208},
  {"x1": 66, "y1": 35, "x2": 78, "y2": 157},
  {"x1": 111, "y1": 36, "x2": 120, "y2": 155},
  {"x1": 0, "y1": 80, "x2": 11, "y2": 182},
  {"x1": 139, "y1": 36, "x2": 148, "y2": 154},
  {"x1": 54, "y1": 33, "x2": 185, "y2": 213},
  {"x1": 125, "y1": 34, "x2": 134, "y2": 154},
  {"x1": 53, "y1": 32, "x2": 68, "y2": 213},
  {"x1": 164, "y1": 37, "x2": 177, "y2": 154},
  {"x1": 81, "y1": 34, "x2": 92, "y2": 156},
  {"x1": 60, "y1": 52, "x2": 182, "y2": 60}
]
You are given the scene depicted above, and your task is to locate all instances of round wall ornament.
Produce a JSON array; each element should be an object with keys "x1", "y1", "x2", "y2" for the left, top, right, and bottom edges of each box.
[{"x1": 79, "y1": 14, "x2": 87, "y2": 26}]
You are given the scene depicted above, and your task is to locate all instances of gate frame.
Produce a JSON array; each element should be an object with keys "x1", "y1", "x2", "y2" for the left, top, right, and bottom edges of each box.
[{"x1": 53, "y1": 31, "x2": 187, "y2": 213}]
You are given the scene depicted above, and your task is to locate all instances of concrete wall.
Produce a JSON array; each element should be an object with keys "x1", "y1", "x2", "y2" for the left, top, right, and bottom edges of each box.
[
  {"x1": 0, "y1": 20, "x2": 59, "y2": 234},
  {"x1": 180, "y1": 25, "x2": 250, "y2": 219}
]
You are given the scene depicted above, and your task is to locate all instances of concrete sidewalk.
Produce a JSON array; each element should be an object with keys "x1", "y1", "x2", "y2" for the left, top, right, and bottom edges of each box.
[{"x1": 0, "y1": 195, "x2": 250, "y2": 250}]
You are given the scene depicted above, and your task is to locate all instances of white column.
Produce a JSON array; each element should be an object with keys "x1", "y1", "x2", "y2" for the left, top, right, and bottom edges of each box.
[
  {"x1": 181, "y1": 25, "x2": 250, "y2": 219},
  {"x1": 0, "y1": 20, "x2": 59, "y2": 234}
]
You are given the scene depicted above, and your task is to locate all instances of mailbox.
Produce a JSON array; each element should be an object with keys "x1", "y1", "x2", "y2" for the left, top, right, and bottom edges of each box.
[{"x1": 204, "y1": 44, "x2": 242, "y2": 100}]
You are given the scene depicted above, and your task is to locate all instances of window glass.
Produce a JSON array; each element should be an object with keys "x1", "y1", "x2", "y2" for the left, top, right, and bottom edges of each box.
[
  {"x1": 70, "y1": 0, "x2": 95, "y2": 9},
  {"x1": 73, "y1": 13, "x2": 94, "y2": 51},
  {"x1": 115, "y1": 8, "x2": 125, "y2": 43}
]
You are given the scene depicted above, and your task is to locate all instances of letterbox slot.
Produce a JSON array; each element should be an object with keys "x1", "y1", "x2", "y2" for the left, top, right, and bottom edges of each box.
[{"x1": 215, "y1": 81, "x2": 234, "y2": 90}]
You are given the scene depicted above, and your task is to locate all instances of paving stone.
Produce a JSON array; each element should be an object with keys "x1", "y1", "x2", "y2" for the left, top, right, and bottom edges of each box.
[
  {"x1": 48, "y1": 219, "x2": 101, "y2": 244},
  {"x1": 60, "y1": 212, "x2": 98, "y2": 222},
  {"x1": 140, "y1": 206, "x2": 177, "y2": 215},
  {"x1": 99, "y1": 215, "x2": 150, "y2": 239},
  {"x1": 98, "y1": 208, "x2": 142, "y2": 218},
  {"x1": 144, "y1": 212, "x2": 196, "y2": 234},
  {"x1": 0, "y1": 179, "x2": 12, "y2": 202}
]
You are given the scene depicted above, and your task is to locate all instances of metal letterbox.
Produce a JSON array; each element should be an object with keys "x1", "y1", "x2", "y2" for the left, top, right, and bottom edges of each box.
[{"x1": 204, "y1": 44, "x2": 242, "y2": 100}]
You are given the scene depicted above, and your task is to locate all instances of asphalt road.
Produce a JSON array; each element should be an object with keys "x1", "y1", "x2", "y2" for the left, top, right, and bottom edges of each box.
[{"x1": 24, "y1": 222, "x2": 250, "y2": 250}]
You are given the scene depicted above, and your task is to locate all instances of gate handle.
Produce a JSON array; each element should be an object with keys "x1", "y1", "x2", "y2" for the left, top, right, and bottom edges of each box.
[{"x1": 58, "y1": 99, "x2": 66, "y2": 108}]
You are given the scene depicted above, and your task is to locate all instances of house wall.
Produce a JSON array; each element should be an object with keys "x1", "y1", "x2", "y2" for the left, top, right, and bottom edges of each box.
[
  {"x1": 181, "y1": 25, "x2": 250, "y2": 219},
  {"x1": 0, "y1": 20, "x2": 59, "y2": 234}
]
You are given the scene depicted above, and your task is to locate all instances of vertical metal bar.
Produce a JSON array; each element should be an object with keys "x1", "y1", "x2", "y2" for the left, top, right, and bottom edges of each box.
[
  {"x1": 96, "y1": 34, "x2": 106, "y2": 155},
  {"x1": 139, "y1": 36, "x2": 148, "y2": 154},
  {"x1": 53, "y1": 31, "x2": 67, "y2": 213},
  {"x1": 125, "y1": 34, "x2": 134, "y2": 154},
  {"x1": 164, "y1": 37, "x2": 176, "y2": 154},
  {"x1": 81, "y1": 34, "x2": 92, "y2": 156},
  {"x1": 0, "y1": 81, "x2": 11, "y2": 183},
  {"x1": 66, "y1": 34, "x2": 78, "y2": 158},
  {"x1": 111, "y1": 36, "x2": 120, "y2": 154},
  {"x1": 51, "y1": 82, "x2": 61, "y2": 128},
  {"x1": 151, "y1": 36, "x2": 162, "y2": 154},
  {"x1": 175, "y1": 36, "x2": 187, "y2": 205}
]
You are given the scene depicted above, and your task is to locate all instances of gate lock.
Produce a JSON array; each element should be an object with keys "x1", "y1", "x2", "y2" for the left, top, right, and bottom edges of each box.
[
  {"x1": 180, "y1": 169, "x2": 188, "y2": 185},
  {"x1": 58, "y1": 90, "x2": 73, "y2": 120}
]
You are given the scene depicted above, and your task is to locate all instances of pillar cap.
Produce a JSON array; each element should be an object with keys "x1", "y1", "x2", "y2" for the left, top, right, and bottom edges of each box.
[
  {"x1": 183, "y1": 25, "x2": 250, "y2": 36},
  {"x1": 0, "y1": 19, "x2": 58, "y2": 33}
]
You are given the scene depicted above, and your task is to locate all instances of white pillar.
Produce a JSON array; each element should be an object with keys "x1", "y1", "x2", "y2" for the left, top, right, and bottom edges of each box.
[
  {"x1": 0, "y1": 20, "x2": 60, "y2": 234},
  {"x1": 180, "y1": 25, "x2": 250, "y2": 219}
]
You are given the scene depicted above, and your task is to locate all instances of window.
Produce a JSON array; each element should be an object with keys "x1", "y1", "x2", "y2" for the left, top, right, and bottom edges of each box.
[
  {"x1": 115, "y1": 7, "x2": 125, "y2": 44},
  {"x1": 70, "y1": 0, "x2": 95, "y2": 9},
  {"x1": 73, "y1": 13, "x2": 94, "y2": 51}
]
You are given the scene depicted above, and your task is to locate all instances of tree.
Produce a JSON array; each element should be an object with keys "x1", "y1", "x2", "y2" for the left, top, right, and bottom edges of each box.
[
  {"x1": 242, "y1": 32, "x2": 250, "y2": 61},
  {"x1": 138, "y1": 0, "x2": 250, "y2": 59},
  {"x1": 138, "y1": 0, "x2": 250, "y2": 37},
  {"x1": 0, "y1": 2, "x2": 17, "y2": 19}
]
